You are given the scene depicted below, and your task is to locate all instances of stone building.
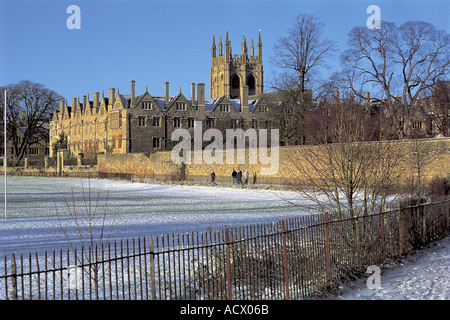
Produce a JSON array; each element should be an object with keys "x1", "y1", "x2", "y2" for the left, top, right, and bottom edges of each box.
[
  {"x1": 210, "y1": 32, "x2": 263, "y2": 99},
  {"x1": 49, "y1": 33, "x2": 278, "y2": 158}
]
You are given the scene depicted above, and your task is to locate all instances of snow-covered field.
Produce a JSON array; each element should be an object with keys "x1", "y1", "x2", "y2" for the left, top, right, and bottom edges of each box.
[
  {"x1": 1, "y1": 176, "x2": 448, "y2": 300},
  {"x1": 0, "y1": 176, "x2": 311, "y2": 258}
]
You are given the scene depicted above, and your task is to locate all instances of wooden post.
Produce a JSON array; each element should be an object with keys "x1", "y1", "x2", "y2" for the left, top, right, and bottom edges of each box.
[
  {"x1": 148, "y1": 237, "x2": 156, "y2": 300},
  {"x1": 225, "y1": 229, "x2": 232, "y2": 300},
  {"x1": 323, "y1": 213, "x2": 331, "y2": 287},
  {"x1": 281, "y1": 220, "x2": 289, "y2": 299},
  {"x1": 380, "y1": 205, "x2": 386, "y2": 261},
  {"x1": 417, "y1": 199, "x2": 422, "y2": 245},
  {"x1": 11, "y1": 254, "x2": 17, "y2": 300},
  {"x1": 399, "y1": 204, "x2": 404, "y2": 256}
]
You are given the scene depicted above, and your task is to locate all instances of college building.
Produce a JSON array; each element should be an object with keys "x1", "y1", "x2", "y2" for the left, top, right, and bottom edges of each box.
[{"x1": 49, "y1": 32, "x2": 279, "y2": 158}]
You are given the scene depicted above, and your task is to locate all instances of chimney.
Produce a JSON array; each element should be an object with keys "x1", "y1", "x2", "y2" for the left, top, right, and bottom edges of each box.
[
  {"x1": 108, "y1": 88, "x2": 116, "y2": 107},
  {"x1": 197, "y1": 83, "x2": 206, "y2": 118},
  {"x1": 335, "y1": 90, "x2": 340, "y2": 103},
  {"x1": 72, "y1": 97, "x2": 77, "y2": 114},
  {"x1": 165, "y1": 81, "x2": 170, "y2": 105},
  {"x1": 20, "y1": 110, "x2": 27, "y2": 126},
  {"x1": 191, "y1": 82, "x2": 196, "y2": 107},
  {"x1": 131, "y1": 80, "x2": 136, "y2": 105},
  {"x1": 70, "y1": 98, "x2": 76, "y2": 118},
  {"x1": 59, "y1": 100, "x2": 64, "y2": 112},
  {"x1": 197, "y1": 83, "x2": 205, "y2": 105},
  {"x1": 240, "y1": 85, "x2": 249, "y2": 110},
  {"x1": 93, "y1": 92, "x2": 99, "y2": 108}
]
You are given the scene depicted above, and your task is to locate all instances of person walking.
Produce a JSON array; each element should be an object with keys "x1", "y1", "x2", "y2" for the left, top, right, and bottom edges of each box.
[
  {"x1": 232, "y1": 169, "x2": 237, "y2": 185},
  {"x1": 244, "y1": 170, "x2": 249, "y2": 184},
  {"x1": 237, "y1": 169, "x2": 242, "y2": 185},
  {"x1": 210, "y1": 170, "x2": 216, "y2": 184}
]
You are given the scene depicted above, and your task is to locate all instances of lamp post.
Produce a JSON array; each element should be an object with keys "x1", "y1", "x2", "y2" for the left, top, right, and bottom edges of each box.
[{"x1": 2, "y1": 90, "x2": 6, "y2": 219}]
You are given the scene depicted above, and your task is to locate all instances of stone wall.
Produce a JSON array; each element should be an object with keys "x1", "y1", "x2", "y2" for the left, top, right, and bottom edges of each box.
[{"x1": 97, "y1": 137, "x2": 450, "y2": 186}]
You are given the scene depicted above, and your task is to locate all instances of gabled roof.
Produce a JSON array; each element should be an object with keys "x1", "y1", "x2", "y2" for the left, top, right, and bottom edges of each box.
[
  {"x1": 209, "y1": 96, "x2": 240, "y2": 113},
  {"x1": 114, "y1": 94, "x2": 130, "y2": 109},
  {"x1": 166, "y1": 92, "x2": 195, "y2": 111}
]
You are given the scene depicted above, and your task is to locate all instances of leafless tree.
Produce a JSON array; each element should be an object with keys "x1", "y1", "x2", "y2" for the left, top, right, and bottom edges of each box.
[
  {"x1": 403, "y1": 139, "x2": 448, "y2": 197},
  {"x1": 54, "y1": 179, "x2": 112, "y2": 299},
  {"x1": 284, "y1": 98, "x2": 404, "y2": 218},
  {"x1": 0, "y1": 80, "x2": 64, "y2": 165},
  {"x1": 270, "y1": 13, "x2": 335, "y2": 145},
  {"x1": 340, "y1": 21, "x2": 449, "y2": 139}
]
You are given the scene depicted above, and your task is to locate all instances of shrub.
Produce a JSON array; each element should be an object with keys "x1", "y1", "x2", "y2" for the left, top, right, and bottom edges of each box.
[{"x1": 426, "y1": 176, "x2": 450, "y2": 198}]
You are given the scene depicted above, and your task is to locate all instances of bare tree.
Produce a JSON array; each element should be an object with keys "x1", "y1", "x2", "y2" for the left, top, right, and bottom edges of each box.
[
  {"x1": 270, "y1": 13, "x2": 335, "y2": 145},
  {"x1": 0, "y1": 80, "x2": 64, "y2": 165},
  {"x1": 403, "y1": 139, "x2": 447, "y2": 197},
  {"x1": 285, "y1": 98, "x2": 404, "y2": 218},
  {"x1": 54, "y1": 179, "x2": 112, "y2": 299},
  {"x1": 340, "y1": 21, "x2": 449, "y2": 139}
]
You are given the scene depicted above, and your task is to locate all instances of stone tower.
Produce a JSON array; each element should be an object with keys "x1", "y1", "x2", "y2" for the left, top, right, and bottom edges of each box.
[{"x1": 210, "y1": 31, "x2": 263, "y2": 99}]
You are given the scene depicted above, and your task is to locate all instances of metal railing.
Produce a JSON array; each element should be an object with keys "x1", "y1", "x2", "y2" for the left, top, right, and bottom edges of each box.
[{"x1": 1, "y1": 197, "x2": 449, "y2": 300}]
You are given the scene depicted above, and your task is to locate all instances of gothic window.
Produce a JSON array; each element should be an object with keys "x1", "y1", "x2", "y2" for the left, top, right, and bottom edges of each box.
[
  {"x1": 247, "y1": 75, "x2": 256, "y2": 96},
  {"x1": 230, "y1": 74, "x2": 240, "y2": 98}
]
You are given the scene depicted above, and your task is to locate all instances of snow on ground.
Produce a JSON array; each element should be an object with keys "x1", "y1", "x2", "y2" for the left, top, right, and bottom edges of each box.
[
  {"x1": 319, "y1": 236, "x2": 450, "y2": 300},
  {"x1": 0, "y1": 176, "x2": 313, "y2": 258},
  {"x1": 1, "y1": 176, "x2": 449, "y2": 300}
]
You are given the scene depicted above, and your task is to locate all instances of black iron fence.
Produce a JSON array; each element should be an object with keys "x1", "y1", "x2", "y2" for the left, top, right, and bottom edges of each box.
[{"x1": 1, "y1": 197, "x2": 449, "y2": 300}]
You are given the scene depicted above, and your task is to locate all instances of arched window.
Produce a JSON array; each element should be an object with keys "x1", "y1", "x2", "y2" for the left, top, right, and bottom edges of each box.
[
  {"x1": 230, "y1": 74, "x2": 240, "y2": 98},
  {"x1": 247, "y1": 75, "x2": 256, "y2": 96}
]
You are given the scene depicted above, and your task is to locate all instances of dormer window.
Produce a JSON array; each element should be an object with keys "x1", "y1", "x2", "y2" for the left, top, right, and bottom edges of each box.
[
  {"x1": 260, "y1": 106, "x2": 269, "y2": 113},
  {"x1": 176, "y1": 103, "x2": 186, "y2": 111},
  {"x1": 219, "y1": 105, "x2": 230, "y2": 112},
  {"x1": 142, "y1": 102, "x2": 152, "y2": 110}
]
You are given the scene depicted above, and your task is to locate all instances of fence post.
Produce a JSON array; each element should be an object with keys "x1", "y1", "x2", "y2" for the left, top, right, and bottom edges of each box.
[
  {"x1": 417, "y1": 199, "x2": 422, "y2": 245},
  {"x1": 399, "y1": 203, "x2": 404, "y2": 256},
  {"x1": 11, "y1": 254, "x2": 17, "y2": 300},
  {"x1": 148, "y1": 237, "x2": 157, "y2": 300},
  {"x1": 380, "y1": 205, "x2": 386, "y2": 261},
  {"x1": 281, "y1": 220, "x2": 289, "y2": 300},
  {"x1": 323, "y1": 213, "x2": 331, "y2": 287},
  {"x1": 225, "y1": 228, "x2": 232, "y2": 300}
]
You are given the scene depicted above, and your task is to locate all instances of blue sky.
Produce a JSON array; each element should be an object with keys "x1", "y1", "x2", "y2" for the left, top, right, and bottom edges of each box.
[{"x1": 1, "y1": 0, "x2": 448, "y2": 102}]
